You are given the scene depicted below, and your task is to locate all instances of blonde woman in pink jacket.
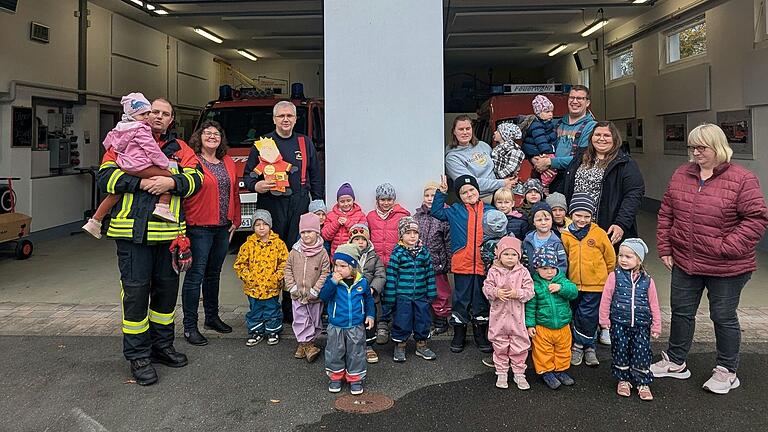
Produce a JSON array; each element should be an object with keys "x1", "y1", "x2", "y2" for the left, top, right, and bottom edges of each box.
[{"x1": 483, "y1": 236, "x2": 535, "y2": 390}]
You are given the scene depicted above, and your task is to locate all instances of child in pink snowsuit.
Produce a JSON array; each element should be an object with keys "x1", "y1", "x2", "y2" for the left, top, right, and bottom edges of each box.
[
  {"x1": 82, "y1": 92, "x2": 175, "y2": 238},
  {"x1": 483, "y1": 235, "x2": 535, "y2": 390}
]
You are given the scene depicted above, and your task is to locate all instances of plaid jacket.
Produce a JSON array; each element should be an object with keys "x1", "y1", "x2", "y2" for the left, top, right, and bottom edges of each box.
[{"x1": 492, "y1": 141, "x2": 525, "y2": 178}]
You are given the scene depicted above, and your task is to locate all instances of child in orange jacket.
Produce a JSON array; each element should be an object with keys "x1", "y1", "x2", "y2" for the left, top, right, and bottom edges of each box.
[{"x1": 561, "y1": 192, "x2": 616, "y2": 367}]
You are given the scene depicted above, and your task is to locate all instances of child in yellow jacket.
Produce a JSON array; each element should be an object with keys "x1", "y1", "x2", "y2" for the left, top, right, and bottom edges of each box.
[
  {"x1": 561, "y1": 193, "x2": 616, "y2": 367},
  {"x1": 234, "y1": 209, "x2": 289, "y2": 347}
]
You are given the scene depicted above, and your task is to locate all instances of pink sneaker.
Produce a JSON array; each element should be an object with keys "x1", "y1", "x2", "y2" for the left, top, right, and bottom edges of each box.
[
  {"x1": 153, "y1": 203, "x2": 177, "y2": 223},
  {"x1": 702, "y1": 366, "x2": 740, "y2": 394},
  {"x1": 82, "y1": 218, "x2": 102, "y2": 239}
]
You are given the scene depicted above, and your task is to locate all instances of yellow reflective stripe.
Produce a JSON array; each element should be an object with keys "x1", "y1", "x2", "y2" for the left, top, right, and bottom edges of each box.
[
  {"x1": 148, "y1": 309, "x2": 174, "y2": 325},
  {"x1": 120, "y1": 286, "x2": 149, "y2": 334},
  {"x1": 183, "y1": 173, "x2": 195, "y2": 196},
  {"x1": 107, "y1": 218, "x2": 134, "y2": 238},
  {"x1": 100, "y1": 161, "x2": 118, "y2": 170},
  {"x1": 169, "y1": 195, "x2": 181, "y2": 217},
  {"x1": 106, "y1": 170, "x2": 125, "y2": 194},
  {"x1": 117, "y1": 193, "x2": 133, "y2": 219}
]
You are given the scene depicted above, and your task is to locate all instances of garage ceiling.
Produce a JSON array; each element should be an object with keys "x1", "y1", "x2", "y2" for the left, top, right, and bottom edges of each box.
[{"x1": 92, "y1": 0, "x2": 659, "y2": 66}]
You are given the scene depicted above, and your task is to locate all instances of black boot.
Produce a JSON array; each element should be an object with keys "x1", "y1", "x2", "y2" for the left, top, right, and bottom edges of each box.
[
  {"x1": 473, "y1": 322, "x2": 493, "y2": 353},
  {"x1": 151, "y1": 345, "x2": 189, "y2": 368},
  {"x1": 130, "y1": 358, "x2": 158, "y2": 386},
  {"x1": 450, "y1": 324, "x2": 467, "y2": 353},
  {"x1": 184, "y1": 328, "x2": 209, "y2": 346},
  {"x1": 204, "y1": 316, "x2": 232, "y2": 334}
]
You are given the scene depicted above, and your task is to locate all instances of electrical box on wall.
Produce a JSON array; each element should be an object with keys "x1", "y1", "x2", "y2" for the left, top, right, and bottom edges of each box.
[{"x1": 30, "y1": 22, "x2": 50, "y2": 44}]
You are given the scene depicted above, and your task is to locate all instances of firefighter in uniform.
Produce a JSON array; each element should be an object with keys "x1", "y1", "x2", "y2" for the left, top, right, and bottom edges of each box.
[
  {"x1": 98, "y1": 99, "x2": 203, "y2": 385},
  {"x1": 244, "y1": 100, "x2": 324, "y2": 323}
]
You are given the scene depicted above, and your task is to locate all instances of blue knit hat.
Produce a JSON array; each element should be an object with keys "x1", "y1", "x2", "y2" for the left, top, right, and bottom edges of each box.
[
  {"x1": 532, "y1": 244, "x2": 559, "y2": 269},
  {"x1": 308, "y1": 199, "x2": 327, "y2": 214},
  {"x1": 569, "y1": 192, "x2": 596, "y2": 216},
  {"x1": 483, "y1": 209, "x2": 508, "y2": 241},
  {"x1": 531, "y1": 201, "x2": 553, "y2": 220},
  {"x1": 333, "y1": 243, "x2": 360, "y2": 268}
]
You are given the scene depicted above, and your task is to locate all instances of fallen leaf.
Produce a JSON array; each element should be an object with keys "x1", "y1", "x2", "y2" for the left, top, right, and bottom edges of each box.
[
  {"x1": 124, "y1": 379, "x2": 136, "y2": 384},
  {"x1": 270, "y1": 399, "x2": 280, "y2": 404}
]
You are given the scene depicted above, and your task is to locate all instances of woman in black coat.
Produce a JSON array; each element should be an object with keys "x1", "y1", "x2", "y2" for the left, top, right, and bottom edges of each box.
[{"x1": 563, "y1": 121, "x2": 645, "y2": 245}]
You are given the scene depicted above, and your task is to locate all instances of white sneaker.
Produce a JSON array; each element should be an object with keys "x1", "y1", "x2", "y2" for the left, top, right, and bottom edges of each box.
[
  {"x1": 495, "y1": 373, "x2": 508, "y2": 389},
  {"x1": 650, "y1": 351, "x2": 692, "y2": 379},
  {"x1": 702, "y1": 366, "x2": 740, "y2": 394},
  {"x1": 599, "y1": 328, "x2": 611, "y2": 346},
  {"x1": 513, "y1": 374, "x2": 530, "y2": 390}
]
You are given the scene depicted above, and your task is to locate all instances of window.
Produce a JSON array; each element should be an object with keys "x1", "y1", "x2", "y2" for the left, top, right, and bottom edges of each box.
[
  {"x1": 609, "y1": 48, "x2": 634, "y2": 81},
  {"x1": 579, "y1": 68, "x2": 590, "y2": 89},
  {"x1": 665, "y1": 17, "x2": 706, "y2": 64}
]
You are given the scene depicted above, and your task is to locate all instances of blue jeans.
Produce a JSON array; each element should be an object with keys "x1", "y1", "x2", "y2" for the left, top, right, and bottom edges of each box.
[
  {"x1": 667, "y1": 266, "x2": 751, "y2": 372},
  {"x1": 181, "y1": 225, "x2": 230, "y2": 331}
]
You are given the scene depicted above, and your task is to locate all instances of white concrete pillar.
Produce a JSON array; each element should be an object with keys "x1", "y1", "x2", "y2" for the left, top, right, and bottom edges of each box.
[{"x1": 324, "y1": 0, "x2": 444, "y2": 211}]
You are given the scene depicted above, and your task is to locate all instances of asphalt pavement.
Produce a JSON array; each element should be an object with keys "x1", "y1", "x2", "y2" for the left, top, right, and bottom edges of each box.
[{"x1": 1, "y1": 335, "x2": 766, "y2": 432}]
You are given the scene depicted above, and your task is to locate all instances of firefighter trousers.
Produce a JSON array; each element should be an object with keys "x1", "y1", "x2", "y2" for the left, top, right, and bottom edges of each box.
[{"x1": 116, "y1": 240, "x2": 180, "y2": 360}]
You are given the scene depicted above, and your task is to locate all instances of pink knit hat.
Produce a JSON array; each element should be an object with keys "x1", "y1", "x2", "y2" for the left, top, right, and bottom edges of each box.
[
  {"x1": 121, "y1": 92, "x2": 151, "y2": 119},
  {"x1": 299, "y1": 212, "x2": 321, "y2": 234},
  {"x1": 532, "y1": 95, "x2": 554, "y2": 116},
  {"x1": 495, "y1": 236, "x2": 522, "y2": 259}
]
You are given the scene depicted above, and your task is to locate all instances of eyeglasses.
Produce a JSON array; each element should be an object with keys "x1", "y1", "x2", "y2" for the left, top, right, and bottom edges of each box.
[
  {"x1": 202, "y1": 131, "x2": 221, "y2": 137},
  {"x1": 687, "y1": 145, "x2": 709, "y2": 153},
  {"x1": 568, "y1": 96, "x2": 588, "y2": 101},
  {"x1": 274, "y1": 114, "x2": 296, "y2": 120}
]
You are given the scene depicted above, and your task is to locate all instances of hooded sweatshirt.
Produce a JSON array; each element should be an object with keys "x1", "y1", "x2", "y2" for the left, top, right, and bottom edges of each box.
[
  {"x1": 445, "y1": 141, "x2": 506, "y2": 196},
  {"x1": 103, "y1": 121, "x2": 169, "y2": 172},
  {"x1": 552, "y1": 112, "x2": 596, "y2": 170}
]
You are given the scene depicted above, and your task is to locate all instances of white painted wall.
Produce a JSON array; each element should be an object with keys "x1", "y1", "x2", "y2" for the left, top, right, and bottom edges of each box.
[
  {"x1": 0, "y1": 0, "x2": 219, "y2": 231},
  {"x1": 324, "y1": 0, "x2": 444, "y2": 212},
  {"x1": 545, "y1": 0, "x2": 768, "y2": 203}
]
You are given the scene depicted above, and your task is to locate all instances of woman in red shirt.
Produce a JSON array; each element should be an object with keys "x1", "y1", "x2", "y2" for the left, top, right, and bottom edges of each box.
[{"x1": 181, "y1": 121, "x2": 242, "y2": 346}]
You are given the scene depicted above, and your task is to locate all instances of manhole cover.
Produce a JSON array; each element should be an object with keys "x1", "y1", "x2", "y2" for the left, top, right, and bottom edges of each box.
[{"x1": 334, "y1": 392, "x2": 394, "y2": 414}]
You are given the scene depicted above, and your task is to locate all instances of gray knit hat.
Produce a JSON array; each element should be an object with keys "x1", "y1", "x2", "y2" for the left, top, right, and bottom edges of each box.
[
  {"x1": 483, "y1": 209, "x2": 508, "y2": 241},
  {"x1": 376, "y1": 183, "x2": 397, "y2": 200},
  {"x1": 568, "y1": 192, "x2": 596, "y2": 216},
  {"x1": 308, "y1": 199, "x2": 327, "y2": 214},
  {"x1": 620, "y1": 238, "x2": 648, "y2": 262},
  {"x1": 251, "y1": 209, "x2": 273, "y2": 228},
  {"x1": 545, "y1": 192, "x2": 567, "y2": 211}
]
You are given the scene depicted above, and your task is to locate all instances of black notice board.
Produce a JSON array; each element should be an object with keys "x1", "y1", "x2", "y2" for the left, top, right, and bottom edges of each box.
[{"x1": 12, "y1": 106, "x2": 33, "y2": 147}]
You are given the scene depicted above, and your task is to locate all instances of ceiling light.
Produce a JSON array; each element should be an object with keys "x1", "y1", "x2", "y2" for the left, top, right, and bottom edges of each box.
[
  {"x1": 146, "y1": 3, "x2": 155, "y2": 10},
  {"x1": 237, "y1": 49, "x2": 258, "y2": 61},
  {"x1": 194, "y1": 27, "x2": 223, "y2": 44},
  {"x1": 581, "y1": 19, "x2": 608, "y2": 37},
  {"x1": 548, "y1": 44, "x2": 568, "y2": 57},
  {"x1": 632, "y1": 0, "x2": 650, "y2": 3},
  {"x1": 129, "y1": 0, "x2": 143, "y2": 6},
  {"x1": 153, "y1": 8, "x2": 168, "y2": 15}
]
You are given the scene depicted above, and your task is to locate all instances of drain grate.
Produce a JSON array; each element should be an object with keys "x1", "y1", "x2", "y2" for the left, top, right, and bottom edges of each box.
[{"x1": 334, "y1": 392, "x2": 394, "y2": 414}]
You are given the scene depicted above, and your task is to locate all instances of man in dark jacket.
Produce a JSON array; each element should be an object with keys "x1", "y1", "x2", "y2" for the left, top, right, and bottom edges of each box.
[{"x1": 244, "y1": 100, "x2": 324, "y2": 322}]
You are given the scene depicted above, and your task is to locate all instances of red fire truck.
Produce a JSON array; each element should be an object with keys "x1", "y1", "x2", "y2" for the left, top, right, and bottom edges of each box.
[{"x1": 196, "y1": 95, "x2": 324, "y2": 230}]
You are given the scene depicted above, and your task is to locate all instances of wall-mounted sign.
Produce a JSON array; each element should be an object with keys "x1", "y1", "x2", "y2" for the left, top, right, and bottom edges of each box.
[
  {"x1": 717, "y1": 109, "x2": 752, "y2": 160},
  {"x1": 12, "y1": 106, "x2": 33, "y2": 148},
  {"x1": 663, "y1": 114, "x2": 688, "y2": 156}
]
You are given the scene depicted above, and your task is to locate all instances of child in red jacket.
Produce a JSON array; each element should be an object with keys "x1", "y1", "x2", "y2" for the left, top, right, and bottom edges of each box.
[
  {"x1": 322, "y1": 183, "x2": 367, "y2": 255},
  {"x1": 366, "y1": 183, "x2": 411, "y2": 266}
]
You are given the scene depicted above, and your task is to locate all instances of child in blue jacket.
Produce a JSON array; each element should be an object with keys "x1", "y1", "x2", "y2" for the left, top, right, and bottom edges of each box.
[
  {"x1": 384, "y1": 217, "x2": 437, "y2": 362},
  {"x1": 522, "y1": 95, "x2": 559, "y2": 192},
  {"x1": 319, "y1": 243, "x2": 375, "y2": 395}
]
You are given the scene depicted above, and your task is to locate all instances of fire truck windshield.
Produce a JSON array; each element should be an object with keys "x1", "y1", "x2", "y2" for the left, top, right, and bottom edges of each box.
[{"x1": 201, "y1": 105, "x2": 309, "y2": 148}]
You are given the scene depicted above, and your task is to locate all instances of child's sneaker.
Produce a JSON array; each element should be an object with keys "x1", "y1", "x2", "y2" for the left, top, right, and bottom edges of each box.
[
  {"x1": 152, "y1": 203, "x2": 177, "y2": 223},
  {"x1": 305, "y1": 344, "x2": 321, "y2": 363},
  {"x1": 246, "y1": 333, "x2": 263, "y2": 346},
  {"x1": 495, "y1": 373, "x2": 508, "y2": 389},
  {"x1": 482, "y1": 357, "x2": 495, "y2": 368},
  {"x1": 415, "y1": 341, "x2": 437, "y2": 361},
  {"x1": 650, "y1": 351, "x2": 692, "y2": 379},
  {"x1": 584, "y1": 347, "x2": 599, "y2": 366},
  {"x1": 617, "y1": 380, "x2": 632, "y2": 397},
  {"x1": 555, "y1": 371, "x2": 575, "y2": 386},
  {"x1": 82, "y1": 218, "x2": 103, "y2": 239},
  {"x1": 513, "y1": 374, "x2": 530, "y2": 390},
  {"x1": 571, "y1": 345, "x2": 584, "y2": 366},
  {"x1": 393, "y1": 343, "x2": 406, "y2": 362},
  {"x1": 267, "y1": 334, "x2": 279, "y2": 345},
  {"x1": 638, "y1": 385, "x2": 654, "y2": 401},
  {"x1": 349, "y1": 381, "x2": 364, "y2": 395},
  {"x1": 599, "y1": 328, "x2": 611, "y2": 345},
  {"x1": 366, "y1": 346, "x2": 379, "y2": 364},
  {"x1": 376, "y1": 327, "x2": 389, "y2": 345},
  {"x1": 328, "y1": 380, "x2": 342, "y2": 393},
  {"x1": 542, "y1": 372, "x2": 561, "y2": 390},
  {"x1": 702, "y1": 366, "x2": 740, "y2": 394}
]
